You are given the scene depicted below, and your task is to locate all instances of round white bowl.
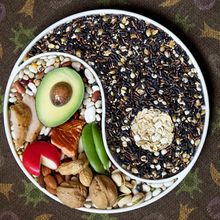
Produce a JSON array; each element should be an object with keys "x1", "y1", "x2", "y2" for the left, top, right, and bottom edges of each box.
[{"x1": 4, "y1": 9, "x2": 210, "y2": 213}]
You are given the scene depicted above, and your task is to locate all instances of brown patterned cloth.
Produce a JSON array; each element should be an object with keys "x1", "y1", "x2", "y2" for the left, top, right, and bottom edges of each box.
[{"x1": 0, "y1": 0, "x2": 220, "y2": 220}]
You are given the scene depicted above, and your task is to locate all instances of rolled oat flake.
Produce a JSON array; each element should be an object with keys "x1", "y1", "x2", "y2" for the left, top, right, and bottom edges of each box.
[{"x1": 131, "y1": 108, "x2": 174, "y2": 152}]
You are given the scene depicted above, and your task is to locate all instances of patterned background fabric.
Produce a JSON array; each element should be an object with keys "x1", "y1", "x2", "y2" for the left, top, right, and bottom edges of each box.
[{"x1": 0, "y1": 0, "x2": 219, "y2": 219}]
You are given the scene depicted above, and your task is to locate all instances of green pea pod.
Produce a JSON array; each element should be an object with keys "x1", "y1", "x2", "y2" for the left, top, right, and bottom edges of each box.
[
  {"x1": 82, "y1": 123, "x2": 105, "y2": 174},
  {"x1": 92, "y1": 123, "x2": 110, "y2": 170}
]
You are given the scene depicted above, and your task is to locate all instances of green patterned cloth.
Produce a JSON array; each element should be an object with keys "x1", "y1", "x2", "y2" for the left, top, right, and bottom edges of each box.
[{"x1": 0, "y1": 0, "x2": 219, "y2": 219}]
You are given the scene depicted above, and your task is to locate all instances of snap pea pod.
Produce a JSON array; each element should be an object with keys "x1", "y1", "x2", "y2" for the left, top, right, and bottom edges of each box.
[
  {"x1": 82, "y1": 123, "x2": 105, "y2": 174},
  {"x1": 92, "y1": 123, "x2": 110, "y2": 170}
]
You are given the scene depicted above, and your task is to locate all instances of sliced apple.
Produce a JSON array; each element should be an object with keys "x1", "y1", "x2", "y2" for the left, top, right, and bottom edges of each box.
[{"x1": 23, "y1": 141, "x2": 61, "y2": 176}]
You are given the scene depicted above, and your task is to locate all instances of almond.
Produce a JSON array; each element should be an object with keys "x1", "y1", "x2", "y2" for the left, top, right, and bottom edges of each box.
[
  {"x1": 13, "y1": 81, "x2": 25, "y2": 94},
  {"x1": 41, "y1": 166, "x2": 51, "y2": 177},
  {"x1": 46, "y1": 186, "x2": 57, "y2": 195},
  {"x1": 91, "y1": 91, "x2": 101, "y2": 103},
  {"x1": 38, "y1": 174, "x2": 45, "y2": 188},
  {"x1": 44, "y1": 175, "x2": 57, "y2": 189},
  {"x1": 54, "y1": 173, "x2": 64, "y2": 185}
]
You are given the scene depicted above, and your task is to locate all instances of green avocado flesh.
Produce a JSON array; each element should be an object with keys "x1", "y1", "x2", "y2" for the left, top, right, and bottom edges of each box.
[
  {"x1": 36, "y1": 67, "x2": 84, "y2": 127},
  {"x1": 82, "y1": 124, "x2": 105, "y2": 174},
  {"x1": 92, "y1": 123, "x2": 109, "y2": 170}
]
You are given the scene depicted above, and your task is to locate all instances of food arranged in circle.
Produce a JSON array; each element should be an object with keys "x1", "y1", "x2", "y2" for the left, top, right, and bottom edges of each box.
[
  {"x1": 8, "y1": 54, "x2": 176, "y2": 210},
  {"x1": 27, "y1": 14, "x2": 206, "y2": 181},
  {"x1": 7, "y1": 12, "x2": 207, "y2": 211}
]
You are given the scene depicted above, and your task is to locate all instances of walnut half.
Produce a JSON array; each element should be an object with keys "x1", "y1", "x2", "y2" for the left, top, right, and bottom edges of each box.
[
  {"x1": 89, "y1": 175, "x2": 118, "y2": 209},
  {"x1": 57, "y1": 180, "x2": 87, "y2": 208}
]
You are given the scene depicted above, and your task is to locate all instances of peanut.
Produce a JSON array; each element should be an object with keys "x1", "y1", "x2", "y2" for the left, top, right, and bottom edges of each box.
[
  {"x1": 58, "y1": 160, "x2": 84, "y2": 175},
  {"x1": 44, "y1": 175, "x2": 57, "y2": 190},
  {"x1": 79, "y1": 166, "x2": 93, "y2": 187}
]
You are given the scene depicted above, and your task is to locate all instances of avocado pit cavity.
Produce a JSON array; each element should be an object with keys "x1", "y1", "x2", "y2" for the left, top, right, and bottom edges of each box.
[{"x1": 50, "y1": 82, "x2": 72, "y2": 107}]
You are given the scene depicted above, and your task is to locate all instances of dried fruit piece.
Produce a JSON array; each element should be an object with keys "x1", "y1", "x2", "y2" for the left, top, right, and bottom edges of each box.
[{"x1": 50, "y1": 119, "x2": 85, "y2": 157}]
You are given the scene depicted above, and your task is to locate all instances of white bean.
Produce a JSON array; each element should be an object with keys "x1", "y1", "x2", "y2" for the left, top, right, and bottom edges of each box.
[
  {"x1": 72, "y1": 62, "x2": 81, "y2": 71},
  {"x1": 86, "y1": 102, "x2": 94, "y2": 108},
  {"x1": 92, "y1": 85, "x2": 100, "y2": 91},
  {"x1": 28, "y1": 72, "x2": 35, "y2": 79},
  {"x1": 95, "y1": 100, "x2": 102, "y2": 108},
  {"x1": 9, "y1": 97, "x2": 17, "y2": 103},
  {"x1": 11, "y1": 88, "x2": 17, "y2": 93},
  {"x1": 142, "y1": 184, "x2": 151, "y2": 192},
  {"x1": 152, "y1": 188, "x2": 162, "y2": 197},
  {"x1": 150, "y1": 183, "x2": 163, "y2": 188},
  {"x1": 44, "y1": 66, "x2": 55, "y2": 74},
  {"x1": 85, "y1": 106, "x2": 96, "y2": 123},
  {"x1": 163, "y1": 180, "x2": 175, "y2": 187},
  {"x1": 83, "y1": 98, "x2": 91, "y2": 106},
  {"x1": 96, "y1": 108, "x2": 102, "y2": 114},
  {"x1": 44, "y1": 127, "x2": 51, "y2": 136},
  {"x1": 61, "y1": 57, "x2": 70, "y2": 64},
  {"x1": 19, "y1": 71, "x2": 24, "y2": 79},
  {"x1": 25, "y1": 89, "x2": 33, "y2": 96},
  {"x1": 23, "y1": 75, "x2": 29, "y2": 80},
  {"x1": 40, "y1": 126, "x2": 46, "y2": 135},
  {"x1": 24, "y1": 69, "x2": 30, "y2": 75},
  {"x1": 29, "y1": 65, "x2": 38, "y2": 74},
  {"x1": 88, "y1": 78, "x2": 95, "y2": 84},
  {"x1": 145, "y1": 192, "x2": 152, "y2": 201},
  {"x1": 95, "y1": 114, "x2": 101, "y2": 122},
  {"x1": 46, "y1": 58, "x2": 55, "y2": 66},
  {"x1": 28, "y1": 82, "x2": 37, "y2": 94}
]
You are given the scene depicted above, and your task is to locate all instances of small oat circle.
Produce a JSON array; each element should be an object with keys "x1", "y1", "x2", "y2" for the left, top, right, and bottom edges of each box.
[{"x1": 131, "y1": 108, "x2": 174, "y2": 152}]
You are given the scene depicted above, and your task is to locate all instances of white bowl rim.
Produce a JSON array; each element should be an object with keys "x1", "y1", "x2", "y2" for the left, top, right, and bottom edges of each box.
[
  {"x1": 4, "y1": 51, "x2": 181, "y2": 214},
  {"x1": 4, "y1": 9, "x2": 209, "y2": 213}
]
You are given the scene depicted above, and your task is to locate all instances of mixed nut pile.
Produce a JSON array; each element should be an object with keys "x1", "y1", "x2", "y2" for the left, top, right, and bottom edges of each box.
[
  {"x1": 27, "y1": 14, "x2": 206, "y2": 180},
  {"x1": 9, "y1": 55, "x2": 176, "y2": 210}
]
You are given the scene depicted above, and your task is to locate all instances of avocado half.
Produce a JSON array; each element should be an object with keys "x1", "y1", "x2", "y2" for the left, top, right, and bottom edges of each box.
[{"x1": 36, "y1": 67, "x2": 84, "y2": 127}]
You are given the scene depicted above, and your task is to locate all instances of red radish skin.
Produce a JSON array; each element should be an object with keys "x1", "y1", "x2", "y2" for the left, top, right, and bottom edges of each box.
[{"x1": 23, "y1": 141, "x2": 61, "y2": 176}]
